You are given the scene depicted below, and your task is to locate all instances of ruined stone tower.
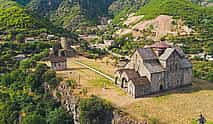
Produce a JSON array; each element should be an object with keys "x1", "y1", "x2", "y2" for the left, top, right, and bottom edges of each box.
[{"x1": 60, "y1": 37, "x2": 70, "y2": 50}]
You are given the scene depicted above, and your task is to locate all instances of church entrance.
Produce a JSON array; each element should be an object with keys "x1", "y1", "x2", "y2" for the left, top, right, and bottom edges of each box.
[
  {"x1": 121, "y1": 78, "x2": 128, "y2": 88},
  {"x1": 115, "y1": 77, "x2": 118, "y2": 85},
  {"x1": 160, "y1": 84, "x2": 163, "y2": 91}
]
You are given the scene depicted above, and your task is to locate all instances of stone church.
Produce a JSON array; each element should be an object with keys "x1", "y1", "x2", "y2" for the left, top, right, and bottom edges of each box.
[{"x1": 115, "y1": 42, "x2": 192, "y2": 98}]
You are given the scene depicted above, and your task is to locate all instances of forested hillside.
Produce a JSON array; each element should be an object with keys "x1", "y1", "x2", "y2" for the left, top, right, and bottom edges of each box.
[
  {"x1": 21, "y1": 0, "x2": 114, "y2": 31},
  {"x1": 0, "y1": 0, "x2": 77, "y2": 41},
  {"x1": 0, "y1": 42, "x2": 74, "y2": 124},
  {"x1": 0, "y1": 0, "x2": 44, "y2": 37},
  {"x1": 12, "y1": 0, "x2": 31, "y2": 5}
]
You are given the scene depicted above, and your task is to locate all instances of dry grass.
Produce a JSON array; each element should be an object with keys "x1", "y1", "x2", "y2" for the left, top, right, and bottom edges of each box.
[
  {"x1": 55, "y1": 56, "x2": 213, "y2": 124},
  {"x1": 124, "y1": 79, "x2": 213, "y2": 124}
]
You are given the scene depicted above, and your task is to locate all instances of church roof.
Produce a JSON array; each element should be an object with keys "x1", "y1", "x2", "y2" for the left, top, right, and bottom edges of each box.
[
  {"x1": 130, "y1": 76, "x2": 150, "y2": 86},
  {"x1": 181, "y1": 58, "x2": 192, "y2": 68},
  {"x1": 117, "y1": 69, "x2": 150, "y2": 86},
  {"x1": 136, "y1": 48, "x2": 158, "y2": 60},
  {"x1": 144, "y1": 61, "x2": 165, "y2": 73},
  {"x1": 50, "y1": 56, "x2": 66, "y2": 63},
  {"x1": 117, "y1": 69, "x2": 140, "y2": 79},
  {"x1": 175, "y1": 47, "x2": 185, "y2": 57},
  {"x1": 159, "y1": 48, "x2": 176, "y2": 60},
  {"x1": 159, "y1": 47, "x2": 185, "y2": 60}
]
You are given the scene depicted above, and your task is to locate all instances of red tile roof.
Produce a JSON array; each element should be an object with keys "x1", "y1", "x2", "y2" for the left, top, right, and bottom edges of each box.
[{"x1": 146, "y1": 42, "x2": 171, "y2": 49}]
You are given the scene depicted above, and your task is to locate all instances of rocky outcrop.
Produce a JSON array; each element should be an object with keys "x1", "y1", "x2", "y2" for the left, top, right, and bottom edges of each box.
[
  {"x1": 56, "y1": 82, "x2": 148, "y2": 124},
  {"x1": 56, "y1": 82, "x2": 80, "y2": 124},
  {"x1": 112, "y1": 111, "x2": 148, "y2": 124}
]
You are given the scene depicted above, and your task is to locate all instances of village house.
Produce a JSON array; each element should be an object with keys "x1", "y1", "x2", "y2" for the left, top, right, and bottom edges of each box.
[
  {"x1": 47, "y1": 34, "x2": 55, "y2": 40},
  {"x1": 25, "y1": 37, "x2": 35, "y2": 43},
  {"x1": 104, "y1": 40, "x2": 115, "y2": 47},
  {"x1": 50, "y1": 56, "x2": 67, "y2": 71},
  {"x1": 115, "y1": 42, "x2": 192, "y2": 98},
  {"x1": 14, "y1": 54, "x2": 26, "y2": 61}
]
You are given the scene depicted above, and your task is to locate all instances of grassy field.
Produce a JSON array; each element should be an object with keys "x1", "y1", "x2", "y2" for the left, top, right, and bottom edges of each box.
[
  {"x1": 56, "y1": 56, "x2": 213, "y2": 124},
  {"x1": 124, "y1": 79, "x2": 213, "y2": 124}
]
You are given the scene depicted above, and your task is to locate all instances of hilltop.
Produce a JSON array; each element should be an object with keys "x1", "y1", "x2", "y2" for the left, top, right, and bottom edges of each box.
[
  {"x1": 109, "y1": 0, "x2": 213, "y2": 56},
  {"x1": 0, "y1": 0, "x2": 44, "y2": 37},
  {"x1": 19, "y1": 0, "x2": 114, "y2": 32},
  {"x1": 0, "y1": 0, "x2": 76, "y2": 41}
]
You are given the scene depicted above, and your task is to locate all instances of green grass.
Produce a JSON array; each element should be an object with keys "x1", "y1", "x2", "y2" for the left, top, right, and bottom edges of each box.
[
  {"x1": 192, "y1": 119, "x2": 213, "y2": 124},
  {"x1": 78, "y1": 60, "x2": 115, "y2": 78},
  {"x1": 90, "y1": 78, "x2": 112, "y2": 87}
]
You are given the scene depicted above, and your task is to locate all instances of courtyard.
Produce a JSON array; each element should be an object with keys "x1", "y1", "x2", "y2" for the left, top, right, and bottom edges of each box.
[{"x1": 56, "y1": 56, "x2": 213, "y2": 124}]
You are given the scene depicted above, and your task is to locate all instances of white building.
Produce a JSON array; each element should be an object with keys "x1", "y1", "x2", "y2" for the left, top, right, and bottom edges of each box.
[
  {"x1": 25, "y1": 37, "x2": 35, "y2": 43},
  {"x1": 50, "y1": 56, "x2": 67, "y2": 71}
]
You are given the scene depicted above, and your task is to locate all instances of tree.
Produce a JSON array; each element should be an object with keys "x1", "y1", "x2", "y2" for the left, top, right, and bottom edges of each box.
[
  {"x1": 43, "y1": 70, "x2": 59, "y2": 89},
  {"x1": 16, "y1": 34, "x2": 25, "y2": 43},
  {"x1": 47, "y1": 107, "x2": 74, "y2": 124},
  {"x1": 21, "y1": 113, "x2": 46, "y2": 124},
  {"x1": 20, "y1": 59, "x2": 35, "y2": 70},
  {"x1": 66, "y1": 80, "x2": 77, "y2": 89},
  {"x1": 79, "y1": 96, "x2": 113, "y2": 124},
  {"x1": 34, "y1": 63, "x2": 48, "y2": 83}
]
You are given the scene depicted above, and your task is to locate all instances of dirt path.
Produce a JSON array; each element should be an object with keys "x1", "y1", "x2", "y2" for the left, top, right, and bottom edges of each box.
[{"x1": 63, "y1": 57, "x2": 137, "y2": 107}]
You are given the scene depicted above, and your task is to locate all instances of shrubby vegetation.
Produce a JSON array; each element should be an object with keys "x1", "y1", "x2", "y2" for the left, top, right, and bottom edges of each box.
[
  {"x1": 0, "y1": 0, "x2": 45, "y2": 38},
  {"x1": 79, "y1": 96, "x2": 113, "y2": 124},
  {"x1": 79, "y1": 41, "x2": 108, "y2": 58},
  {"x1": 193, "y1": 61, "x2": 213, "y2": 82},
  {"x1": 110, "y1": 34, "x2": 153, "y2": 55},
  {"x1": 0, "y1": 42, "x2": 73, "y2": 123},
  {"x1": 111, "y1": 0, "x2": 148, "y2": 24},
  {"x1": 79, "y1": 0, "x2": 114, "y2": 20},
  {"x1": 0, "y1": 0, "x2": 77, "y2": 41},
  {"x1": 13, "y1": 0, "x2": 31, "y2": 5},
  {"x1": 0, "y1": 42, "x2": 51, "y2": 73}
]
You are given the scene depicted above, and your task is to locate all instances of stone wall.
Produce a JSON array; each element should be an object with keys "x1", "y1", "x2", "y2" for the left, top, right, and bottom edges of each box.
[
  {"x1": 112, "y1": 111, "x2": 148, "y2": 124},
  {"x1": 164, "y1": 51, "x2": 183, "y2": 89},
  {"x1": 56, "y1": 83, "x2": 80, "y2": 124},
  {"x1": 150, "y1": 72, "x2": 165, "y2": 92}
]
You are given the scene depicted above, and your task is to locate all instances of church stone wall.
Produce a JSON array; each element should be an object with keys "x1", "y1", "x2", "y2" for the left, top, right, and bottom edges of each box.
[
  {"x1": 183, "y1": 68, "x2": 192, "y2": 85},
  {"x1": 150, "y1": 72, "x2": 165, "y2": 92},
  {"x1": 164, "y1": 51, "x2": 183, "y2": 88},
  {"x1": 115, "y1": 46, "x2": 192, "y2": 98}
]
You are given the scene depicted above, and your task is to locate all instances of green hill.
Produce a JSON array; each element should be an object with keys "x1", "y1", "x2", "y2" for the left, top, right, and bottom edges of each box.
[
  {"x1": 23, "y1": 0, "x2": 114, "y2": 32},
  {"x1": 12, "y1": 0, "x2": 31, "y2": 5},
  {"x1": 110, "y1": 0, "x2": 213, "y2": 56},
  {"x1": 136, "y1": 0, "x2": 213, "y2": 34},
  {"x1": 0, "y1": 0, "x2": 77, "y2": 41},
  {"x1": 0, "y1": 0, "x2": 45, "y2": 35}
]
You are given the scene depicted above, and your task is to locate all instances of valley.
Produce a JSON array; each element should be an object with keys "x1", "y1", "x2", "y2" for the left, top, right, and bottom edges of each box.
[
  {"x1": 51, "y1": 56, "x2": 213, "y2": 124},
  {"x1": 0, "y1": 0, "x2": 213, "y2": 124}
]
